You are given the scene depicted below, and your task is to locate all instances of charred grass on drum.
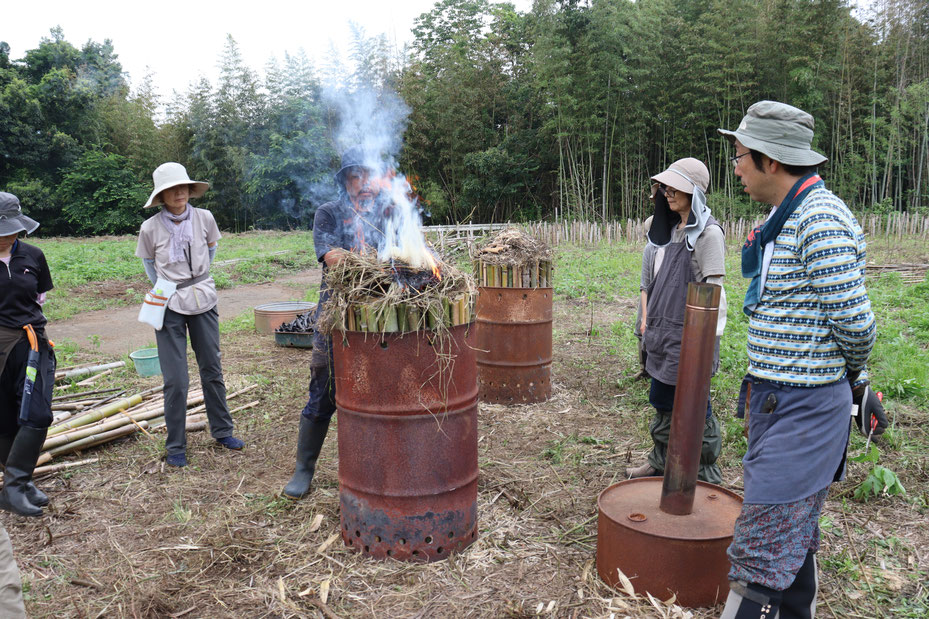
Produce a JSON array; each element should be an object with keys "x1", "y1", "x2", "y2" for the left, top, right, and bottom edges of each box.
[{"x1": 3, "y1": 240, "x2": 928, "y2": 617}]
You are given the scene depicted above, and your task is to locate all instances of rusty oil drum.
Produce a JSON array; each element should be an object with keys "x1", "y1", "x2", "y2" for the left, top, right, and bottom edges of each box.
[
  {"x1": 333, "y1": 323, "x2": 478, "y2": 562},
  {"x1": 597, "y1": 478, "x2": 743, "y2": 607},
  {"x1": 475, "y1": 287, "x2": 552, "y2": 403}
]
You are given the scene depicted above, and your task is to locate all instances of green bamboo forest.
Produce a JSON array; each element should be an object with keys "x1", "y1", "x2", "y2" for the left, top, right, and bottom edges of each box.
[{"x1": 1, "y1": 0, "x2": 927, "y2": 235}]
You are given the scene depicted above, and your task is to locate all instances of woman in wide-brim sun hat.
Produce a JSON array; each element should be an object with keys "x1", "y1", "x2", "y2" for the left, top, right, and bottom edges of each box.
[
  {"x1": 0, "y1": 191, "x2": 57, "y2": 520},
  {"x1": 135, "y1": 163, "x2": 244, "y2": 468},
  {"x1": 625, "y1": 157, "x2": 727, "y2": 486}
]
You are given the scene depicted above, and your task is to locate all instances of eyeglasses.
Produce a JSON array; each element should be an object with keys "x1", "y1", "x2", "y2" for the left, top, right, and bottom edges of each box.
[
  {"x1": 659, "y1": 184, "x2": 677, "y2": 199},
  {"x1": 730, "y1": 152, "x2": 750, "y2": 166}
]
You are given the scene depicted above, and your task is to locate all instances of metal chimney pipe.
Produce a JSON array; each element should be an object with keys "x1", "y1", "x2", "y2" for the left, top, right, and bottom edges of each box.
[{"x1": 659, "y1": 282, "x2": 721, "y2": 516}]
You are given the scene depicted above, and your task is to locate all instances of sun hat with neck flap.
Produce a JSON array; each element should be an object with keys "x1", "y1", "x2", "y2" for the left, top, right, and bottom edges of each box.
[
  {"x1": 0, "y1": 192, "x2": 40, "y2": 236},
  {"x1": 718, "y1": 100, "x2": 827, "y2": 166},
  {"x1": 647, "y1": 158, "x2": 712, "y2": 250},
  {"x1": 143, "y1": 162, "x2": 210, "y2": 209}
]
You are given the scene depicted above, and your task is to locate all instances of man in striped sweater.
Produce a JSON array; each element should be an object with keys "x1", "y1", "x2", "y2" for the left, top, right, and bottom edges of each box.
[{"x1": 717, "y1": 101, "x2": 886, "y2": 619}]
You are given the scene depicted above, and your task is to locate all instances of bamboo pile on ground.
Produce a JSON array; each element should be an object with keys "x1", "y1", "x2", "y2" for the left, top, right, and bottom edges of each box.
[
  {"x1": 471, "y1": 227, "x2": 553, "y2": 288},
  {"x1": 16, "y1": 383, "x2": 259, "y2": 476}
]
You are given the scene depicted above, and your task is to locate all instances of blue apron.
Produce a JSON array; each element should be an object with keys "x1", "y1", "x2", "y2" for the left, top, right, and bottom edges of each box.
[{"x1": 739, "y1": 377, "x2": 851, "y2": 503}]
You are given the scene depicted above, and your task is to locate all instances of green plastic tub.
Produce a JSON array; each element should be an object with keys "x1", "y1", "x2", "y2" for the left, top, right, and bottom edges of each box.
[{"x1": 129, "y1": 348, "x2": 162, "y2": 377}]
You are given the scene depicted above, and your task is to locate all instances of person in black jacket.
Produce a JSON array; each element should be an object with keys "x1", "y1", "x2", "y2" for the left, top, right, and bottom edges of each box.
[{"x1": 0, "y1": 192, "x2": 55, "y2": 518}]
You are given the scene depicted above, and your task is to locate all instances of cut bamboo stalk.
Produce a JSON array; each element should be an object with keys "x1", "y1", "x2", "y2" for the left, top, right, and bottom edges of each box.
[
  {"x1": 52, "y1": 402, "x2": 90, "y2": 411},
  {"x1": 385, "y1": 306, "x2": 399, "y2": 332},
  {"x1": 33, "y1": 458, "x2": 98, "y2": 477},
  {"x1": 365, "y1": 305, "x2": 377, "y2": 332},
  {"x1": 139, "y1": 385, "x2": 165, "y2": 399},
  {"x1": 46, "y1": 394, "x2": 144, "y2": 436},
  {"x1": 55, "y1": 362, "x2": 126, "y2": 383},
  {"x1": 397, "y1": 305, "x2": 409, "y2": 332},
  {"x1": 230, "y1": 400, "x2": 259, "y2": 414},
  {"x1": 46, "y1": 423, "x2": 147, "y2": 458},
  {"x1": 346, "y1": 307, "x2": 356, "y2": 331},
  {"x1": 116, "y1": 409, "x2": 153, "y2": 438},
  {"x1": 44, "y1": 415, "x2": 148, "y2": 451},
  {"x1": 54, "y1": 388, "x2": 120, "y2": 402},
  {"x1": 75, "y1": 368, "x2": 116, "y2": 387}
]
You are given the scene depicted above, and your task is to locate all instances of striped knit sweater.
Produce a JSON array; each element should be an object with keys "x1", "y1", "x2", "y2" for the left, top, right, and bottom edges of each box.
[{"x1": 747, "y1": 186, "x2": 876, "y2": 387}]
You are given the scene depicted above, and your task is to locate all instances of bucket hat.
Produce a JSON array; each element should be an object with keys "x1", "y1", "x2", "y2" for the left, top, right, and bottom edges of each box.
[
  {"x1": 143, "y1": 162, "x2": 210, "y2": 208},
  {"x1": 0, "y1": 192, "x2": 39, "y2": 236},
  {"x1": 650, "y1": 157, "x2": 709, "y2": 195},
  {"x1": 335, "y1": 147, "x2": 377, "y2": 185},
  {"x1": 718, "y1": 100, "x2": 827, "y2": 166}
]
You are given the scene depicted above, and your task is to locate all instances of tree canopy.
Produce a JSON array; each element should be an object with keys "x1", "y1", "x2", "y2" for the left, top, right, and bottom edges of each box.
[{"x1": 2, "y1": 0, "x2": 928, "y2": 235}]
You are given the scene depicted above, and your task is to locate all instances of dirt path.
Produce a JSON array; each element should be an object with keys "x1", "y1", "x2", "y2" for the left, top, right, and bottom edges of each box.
[{"x1": 48, "y1": 269, "x2": 321, "y2": 355}]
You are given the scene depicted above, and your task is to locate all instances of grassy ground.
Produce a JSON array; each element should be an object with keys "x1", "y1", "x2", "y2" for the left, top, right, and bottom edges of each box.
[
  {"x1": 6, "y1": 231, "x2": 927, "y2": 618},
  {"x1": 37, "y1": 231, "x2": 317, "y2": 321}
]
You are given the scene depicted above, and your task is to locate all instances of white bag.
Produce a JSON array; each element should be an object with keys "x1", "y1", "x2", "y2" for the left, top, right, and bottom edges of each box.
[{"x1": 138, "y1": 278, "x2": 177, "y2": 330}]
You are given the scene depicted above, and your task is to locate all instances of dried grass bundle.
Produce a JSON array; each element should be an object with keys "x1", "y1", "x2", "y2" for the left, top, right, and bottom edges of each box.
[
  {"x1": 317, "y1": 249, "x2": 476, "y2": 335},
  {"x1": 471, "y1": 227, "x2": 552, "y2": 267}
]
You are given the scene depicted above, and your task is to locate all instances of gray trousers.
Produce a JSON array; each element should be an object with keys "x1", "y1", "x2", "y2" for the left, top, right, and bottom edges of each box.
[
  {"x1": 0, "y1": 527, "x2": 25, "y2": 618},
  {"x1": 156, "y1": 307, "x2": 233, "y2": 456}
]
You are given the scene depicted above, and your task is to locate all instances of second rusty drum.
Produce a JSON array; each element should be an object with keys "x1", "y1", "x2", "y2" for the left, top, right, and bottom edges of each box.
[{"x1": 476, "y1": 286, "x2": 552, "y2": 403}]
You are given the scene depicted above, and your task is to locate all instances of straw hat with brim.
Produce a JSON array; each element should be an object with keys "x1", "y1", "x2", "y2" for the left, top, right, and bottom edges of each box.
[
  {"x1": 0, "y1": 192, "x2": 39, "y2": 236},
  {"x1": 718, "y1": 100, "x2": 827, "y2": 166},
  {"x1": 143, "y1": 162, "x2": 210, "y2": 208},
  {"x1": 651, "y1": 157, "x2": 710, "y2": 195}
]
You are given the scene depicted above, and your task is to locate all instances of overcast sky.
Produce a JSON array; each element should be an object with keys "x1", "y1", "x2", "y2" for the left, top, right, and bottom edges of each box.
[{"x1": 5, "y1": 0, "x2": 532, "y2": 100}]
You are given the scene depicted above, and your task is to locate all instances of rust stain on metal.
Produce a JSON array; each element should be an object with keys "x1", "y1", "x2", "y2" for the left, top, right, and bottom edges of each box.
[
  {"x1": 475, "y1": 287, "x2": 553, "y2": 404},
  {"x1": 659, "y1": 283, "x2": 721, "y2": 516},
  {"x1": 334, "y1": 324, "x2": 479, "y2": 562},
  {"x1": 597, "y1": 478, "x2": 742, "y2": 607}
]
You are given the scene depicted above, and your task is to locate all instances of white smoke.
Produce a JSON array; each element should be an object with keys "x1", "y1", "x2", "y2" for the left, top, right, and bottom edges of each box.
[{"x1": 324, "y1": 86, "x2": 436, "y2": 270}]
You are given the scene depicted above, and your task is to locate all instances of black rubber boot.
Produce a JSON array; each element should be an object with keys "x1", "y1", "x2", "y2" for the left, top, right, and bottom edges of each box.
[
  {"x1": 0, "y1": 426, "x2": 48, "y2": 517},
  {"x1": 282, "y1": 416, "x2": 330, "y2": 499},
  {"x1": 0, "y1": 433, "x2": 48, "y2": 507},
  {"x1": 779, "y1": 552, "x2": 818, "y2": 619}
]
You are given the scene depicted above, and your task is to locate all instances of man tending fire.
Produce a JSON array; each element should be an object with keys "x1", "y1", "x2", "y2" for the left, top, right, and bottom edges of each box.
[{"x1": 282, "y1": 147, "x2": 386, "y2": 499}]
